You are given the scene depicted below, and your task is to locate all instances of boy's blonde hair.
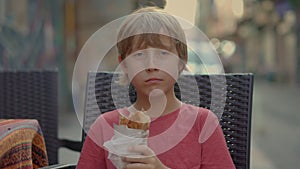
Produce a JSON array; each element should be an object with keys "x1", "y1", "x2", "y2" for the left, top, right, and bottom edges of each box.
[
  {"x1": 116, "y1": 7, "x2": 188, "y2": 84},
  {"x1": 117, "y1": 7, "x2": 187, "y2": 61}
]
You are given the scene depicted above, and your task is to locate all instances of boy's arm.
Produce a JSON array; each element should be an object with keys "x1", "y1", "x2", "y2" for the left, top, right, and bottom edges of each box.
[{"x1": 200, "y1": 120, "x2": 236, "y2": 169}]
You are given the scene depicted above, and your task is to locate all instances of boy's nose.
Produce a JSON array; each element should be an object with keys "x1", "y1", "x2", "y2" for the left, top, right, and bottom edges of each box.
[
  {"x1": 146, "y1": 68, "x2": 158, "y2": 72},
  {"x1": 145, "y1": 53, "x2": 158, "y2": 72}
]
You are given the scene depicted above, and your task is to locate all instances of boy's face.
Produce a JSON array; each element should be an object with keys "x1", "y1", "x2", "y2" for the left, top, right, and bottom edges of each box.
[{"x1": 120, "y1": 36, "x2": 184, "y2": 96}]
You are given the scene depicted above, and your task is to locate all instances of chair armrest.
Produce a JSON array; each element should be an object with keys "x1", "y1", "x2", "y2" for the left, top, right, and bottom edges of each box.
[
  {"x1": 39, "y1": 163, "x2": 76, "y2": 169},
  {"x1": 58, "y1": 139, "x2": 83, "y2": 152}
]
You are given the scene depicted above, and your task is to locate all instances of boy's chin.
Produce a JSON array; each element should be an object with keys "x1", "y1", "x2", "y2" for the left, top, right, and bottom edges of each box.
[{"x1": 149, "y1": 89, "x2": 165, "y2": 98}]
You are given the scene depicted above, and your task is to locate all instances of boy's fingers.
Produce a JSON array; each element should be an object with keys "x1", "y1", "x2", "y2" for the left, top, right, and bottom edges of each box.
[
  {"x1": 122, "y1": 156, "x2": 150, "y2": 164},
  {"x1": 124, "y1": 163, "x2": 152, "y2": 169},
  {"x1": 128, "y1": 145, "x2": 154, "y2": 156}
]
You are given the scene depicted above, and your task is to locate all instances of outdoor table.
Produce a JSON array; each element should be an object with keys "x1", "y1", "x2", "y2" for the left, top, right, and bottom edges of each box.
[{"x1": 0, "y1": 119, "x2": 48, "y2": 168}]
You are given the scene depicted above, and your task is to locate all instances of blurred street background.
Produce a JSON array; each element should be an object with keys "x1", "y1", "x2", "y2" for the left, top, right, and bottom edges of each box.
[{"x1": 1, "y1": 0, "x2": 300, "y2": 168}]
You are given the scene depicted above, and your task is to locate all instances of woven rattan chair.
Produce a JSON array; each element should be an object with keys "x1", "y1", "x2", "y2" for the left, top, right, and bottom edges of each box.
[
  {"x1": 0, "y1": 71, "x2": 59, "y2": 164},
  {"x1": 0, "y1": 70, "x2": 81, "y2": 166},
  {"x1": 81, "y1": 71, "x2": 253, "y2": 169}
]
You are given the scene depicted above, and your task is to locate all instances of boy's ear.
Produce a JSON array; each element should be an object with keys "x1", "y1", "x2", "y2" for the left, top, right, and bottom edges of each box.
[
  {"x1": 179, "y1": 63, "x2": 185, "y2": 73},
  {"x1": 118, "y1": 55, "x2": 123, "y2": 63},
  {"x1": 178, "y1": 57, "x2": 188, "y2": 73},
  {"x1": 118, "y1": 55, "x2": 128, "y2": 73}
]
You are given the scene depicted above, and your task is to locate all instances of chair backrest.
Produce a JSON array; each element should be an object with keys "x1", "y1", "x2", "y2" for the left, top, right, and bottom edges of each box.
[
  {"x1": 83, "y1": 71, "x2": 253, "y2": 169},
  {"x1": 0, "y1": 71, "x2": 59, "y2": 165}
]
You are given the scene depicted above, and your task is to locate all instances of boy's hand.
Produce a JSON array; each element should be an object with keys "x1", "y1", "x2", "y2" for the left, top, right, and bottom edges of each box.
[{"x1": 122, "y1": 145, "x2": 170, "y2": 169}]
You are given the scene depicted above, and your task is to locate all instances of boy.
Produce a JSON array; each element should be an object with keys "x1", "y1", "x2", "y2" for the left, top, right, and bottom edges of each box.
[{"x1": 77, "y1": 7, "x2": 235, "y2": 169}]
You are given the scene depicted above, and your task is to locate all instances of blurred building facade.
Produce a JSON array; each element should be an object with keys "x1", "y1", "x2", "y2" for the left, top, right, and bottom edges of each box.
[
  {"x1": 0, "y1": 0, "x2": 63, "y2": 70},
  {"x1": 196, "y1": 0, "x2": 300, "y2": 84}
]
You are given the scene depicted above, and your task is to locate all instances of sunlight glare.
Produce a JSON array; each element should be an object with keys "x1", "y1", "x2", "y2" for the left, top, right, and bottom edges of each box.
[
  {"x1": 231, "y1": 0, "x2": 244, "y2": 19},
  {"x1": 164, "y1": 0, "x2": 197, "y2": 25}
]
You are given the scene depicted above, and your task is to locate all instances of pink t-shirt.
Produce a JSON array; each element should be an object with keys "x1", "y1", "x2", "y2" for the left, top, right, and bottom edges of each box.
[{"x1": 77, "y1": 103, "x2": 235, "y2": 169}]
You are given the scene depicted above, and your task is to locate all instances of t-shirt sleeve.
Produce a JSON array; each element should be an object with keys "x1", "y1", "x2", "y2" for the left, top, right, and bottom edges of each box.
[
  {"x1": 199, "y1": 110, "x2": 236, "y2": 169},
  {"x1": 76, "y1": 134, "x2": 106, "y2": 169},
  {"x1": 76, "y1": 112, "x2": 117, "y2": 169}
]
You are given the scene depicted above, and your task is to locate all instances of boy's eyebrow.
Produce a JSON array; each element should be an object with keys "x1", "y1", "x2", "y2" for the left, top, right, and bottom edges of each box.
[{"x1": 122, "y1": 33, "x2": 182, "y2": 57}]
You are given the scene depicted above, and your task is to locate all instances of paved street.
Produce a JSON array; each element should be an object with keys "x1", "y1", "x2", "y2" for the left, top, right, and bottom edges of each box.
[
  {"x1": 251, "y1": 79, "x2": 300, "y2": 169},
  {"x1": 57, "y1": 78, "x2": 300, "y2": 168}
]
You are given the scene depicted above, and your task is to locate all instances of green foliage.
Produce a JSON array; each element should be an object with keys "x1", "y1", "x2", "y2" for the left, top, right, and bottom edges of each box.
[{"x1": 288, "y1": 0, "x2": 300, "y2": 9}]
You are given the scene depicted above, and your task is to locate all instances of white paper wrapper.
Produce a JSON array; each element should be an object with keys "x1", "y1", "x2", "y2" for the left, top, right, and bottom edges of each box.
[{"x1": 103, "y1": 124, "x2": 149, "y2": 169}]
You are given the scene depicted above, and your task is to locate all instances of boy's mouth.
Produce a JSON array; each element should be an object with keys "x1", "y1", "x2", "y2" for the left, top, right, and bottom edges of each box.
[{"x1": 145, "y1": 78, "x2": 163, "y2": 83}]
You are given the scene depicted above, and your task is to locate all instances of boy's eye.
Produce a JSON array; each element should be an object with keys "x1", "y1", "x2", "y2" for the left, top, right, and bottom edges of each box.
[
  {"x1": 133, "y1": 52, "x2": 145, "y2": 57},
  {"x1": 159, "y1": 50, "x2": 173, "y2": 57},
  {"x1": 160, "y1": 51, "x2": 170, "y2": 55}
]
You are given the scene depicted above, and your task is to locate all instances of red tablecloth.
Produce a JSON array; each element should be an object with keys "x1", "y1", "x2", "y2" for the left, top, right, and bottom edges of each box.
[{"x1": 0, "y1": 119, "x2": 48, "y2": 169}]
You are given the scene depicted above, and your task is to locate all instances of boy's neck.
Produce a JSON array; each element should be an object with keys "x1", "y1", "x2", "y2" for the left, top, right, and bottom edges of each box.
[{"x1": 133, "y1": 90, "x2": 181, "y2": 118}]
